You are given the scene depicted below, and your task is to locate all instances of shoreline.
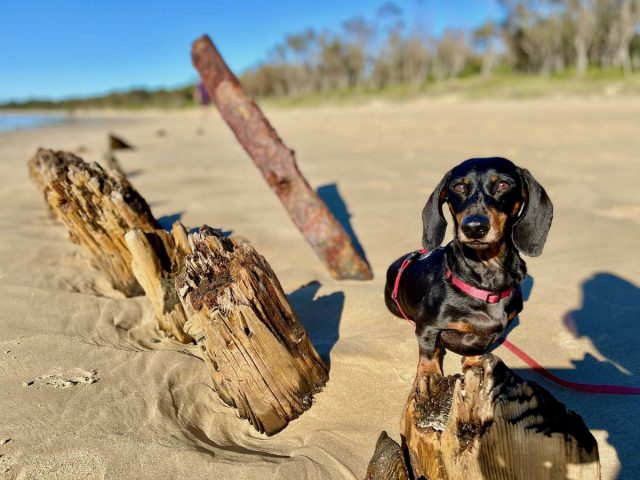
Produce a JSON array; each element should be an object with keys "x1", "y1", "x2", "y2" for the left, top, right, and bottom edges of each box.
[{"x1": 4, "y1": 79, "x2": 640, "y2": 119}]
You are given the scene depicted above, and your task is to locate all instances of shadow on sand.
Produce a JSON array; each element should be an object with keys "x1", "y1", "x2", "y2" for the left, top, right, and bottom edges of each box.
[
  {"x1": 288, "y1": 280, "x2": 344, "y2": 369},
  {"x1": 157, "y1": 212, "x2": 233, "y2": 237},
  {"x1": 317, "y1": 183, "x2": 370, "y2": 267},
  {"x1": 508, "y1": 272, "x2": 640, "y2": 479},
  {"x1": 157, "y1": 212, "x2": 184, "y2": 230},
  {"x1": 125, "y1": 168, "x2": 144, "y2": 179}
]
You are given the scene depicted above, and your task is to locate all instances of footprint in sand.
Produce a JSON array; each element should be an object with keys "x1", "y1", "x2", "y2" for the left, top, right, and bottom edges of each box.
[{"x1": 23, "y1": 368, "x2": 98, "y2": 389}]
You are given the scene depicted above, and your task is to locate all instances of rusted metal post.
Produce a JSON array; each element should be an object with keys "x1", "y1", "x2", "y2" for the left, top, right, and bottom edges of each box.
[{"x1": 191, "y1": 35, "x2": 373, "y2": 280}]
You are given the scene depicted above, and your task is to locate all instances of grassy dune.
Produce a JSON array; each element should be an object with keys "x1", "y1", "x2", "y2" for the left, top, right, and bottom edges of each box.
[{"x1": 264, "y1": 70, "x2": 640, "y2": 108}]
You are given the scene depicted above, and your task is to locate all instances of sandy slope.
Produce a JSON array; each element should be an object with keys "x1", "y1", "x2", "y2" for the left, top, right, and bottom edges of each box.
[{"x1": 0, "y1": 98, "x2": 639, "y2": 479}]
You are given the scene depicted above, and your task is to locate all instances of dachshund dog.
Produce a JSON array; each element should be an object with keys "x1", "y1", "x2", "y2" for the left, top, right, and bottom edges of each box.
[{"x1": 384, "y1": 157, "x2": 553, "y2": 377}]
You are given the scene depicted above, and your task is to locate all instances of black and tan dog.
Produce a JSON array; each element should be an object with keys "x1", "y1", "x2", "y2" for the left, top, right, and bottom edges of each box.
[{"x1": 385, "y1": 157, "x2": 553, "y2": 376}]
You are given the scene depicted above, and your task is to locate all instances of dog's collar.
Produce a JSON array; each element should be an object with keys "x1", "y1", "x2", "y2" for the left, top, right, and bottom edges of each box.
[{"x1": 445, "y1": 268, "x2": 514, "y2": 304}]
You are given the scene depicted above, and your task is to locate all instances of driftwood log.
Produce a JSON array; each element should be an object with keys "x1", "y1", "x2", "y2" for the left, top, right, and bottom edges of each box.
[
  {"x1": 125, "y1": 222, "x2": 193, "y2": 343},
  {"x1": 28, "y1": 148, "x2": 159, "y2": 296},
  {"x1": 366, "y1": 354, "x2": 600, "y2": 480},
  {"x1": 176, "y1": 226, "x2": 328, "y2": 435},
  {"x1": 191, "y1": 35, "x2": 373, "y2": 281}
]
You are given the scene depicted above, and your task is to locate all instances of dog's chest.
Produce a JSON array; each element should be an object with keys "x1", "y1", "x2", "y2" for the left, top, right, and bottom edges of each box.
[{"x1": 465, "y1": 302, "x2": 510, "y2": 335}]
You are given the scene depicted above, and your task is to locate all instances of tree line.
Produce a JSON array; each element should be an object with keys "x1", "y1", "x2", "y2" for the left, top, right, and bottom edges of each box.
[
  {"x1": 240, "y1": 0, "x2": 640, "y2": 97},
  {"x1": 3, "y1": 0, "x2": 639, "y2": 109}
]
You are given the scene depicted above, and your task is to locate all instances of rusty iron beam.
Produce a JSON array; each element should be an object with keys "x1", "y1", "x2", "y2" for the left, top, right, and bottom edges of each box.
[{"x1": 191, "y1": 35, "x2": 373, "y2": 280}]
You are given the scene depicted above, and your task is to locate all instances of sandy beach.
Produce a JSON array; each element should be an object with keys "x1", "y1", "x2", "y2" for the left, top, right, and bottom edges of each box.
[{"x1": 1, "y1": 98, "x2": 639, "y2": 479}]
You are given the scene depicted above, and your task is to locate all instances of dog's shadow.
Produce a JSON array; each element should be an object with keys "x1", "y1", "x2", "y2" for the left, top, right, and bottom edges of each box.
[
  {"x1": 563, "y1": 273, "x2": 640, "y2": 379},
  {"x1": 288, "y1": 281, "x2": 344, "y2": 369},
  {"x1": 560, "y1": 273, "x2": 640, "y2": 479},
  {"x1": 511, "y1": 273, "x2": 640, "y2": 479}
]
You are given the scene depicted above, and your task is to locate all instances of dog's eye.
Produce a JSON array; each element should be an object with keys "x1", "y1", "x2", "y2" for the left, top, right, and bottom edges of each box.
[
  {"x1": 453, "y1": 183, "x2": 466, "y2": 194},
  {"x1": 497, "y1": 181, "x2": 511, "y2": 192}
]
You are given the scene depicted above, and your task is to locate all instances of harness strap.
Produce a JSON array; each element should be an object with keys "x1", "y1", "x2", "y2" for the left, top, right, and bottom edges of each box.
[
  {"x1": 392, "y1": 248, "x2": 514, "y2": 324},
  {"x1": 391, "y1": 249, "x2": 427, "y2": 324}
]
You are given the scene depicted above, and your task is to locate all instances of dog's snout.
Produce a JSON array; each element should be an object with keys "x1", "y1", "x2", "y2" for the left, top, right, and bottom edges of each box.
[{"x1": 461, "y1": 215, "x2": 490, "y2": 239}]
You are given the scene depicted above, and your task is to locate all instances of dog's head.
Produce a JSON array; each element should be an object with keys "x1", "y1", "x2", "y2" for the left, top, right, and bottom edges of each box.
[{"x1": 422, "y1": 157, "x2": 553, "y2": 256}]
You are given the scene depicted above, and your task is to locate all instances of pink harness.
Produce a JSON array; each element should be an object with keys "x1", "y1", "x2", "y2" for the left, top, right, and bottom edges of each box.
[
  {"x1": 392, "y1": 248, "x2": 640, "y2": 395},
  {"x1": 391, "y1": 248, "x2": 514, "y2": 324}
]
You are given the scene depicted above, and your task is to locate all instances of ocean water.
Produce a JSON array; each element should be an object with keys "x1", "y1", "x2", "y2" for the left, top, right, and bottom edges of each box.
[{"x1": 0, "y1": 113, "x2": 65, "y2": 132}]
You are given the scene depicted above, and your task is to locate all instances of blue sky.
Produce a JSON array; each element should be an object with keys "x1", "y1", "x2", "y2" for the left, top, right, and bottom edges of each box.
[{"x1": 1, "y1": 1, "x2": 501, "y2": 102}]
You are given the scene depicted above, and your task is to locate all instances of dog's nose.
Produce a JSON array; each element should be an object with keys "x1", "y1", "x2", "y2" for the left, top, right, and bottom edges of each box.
[{"x1": 461, "y1": 215, "x2": 490, "y2": 239}]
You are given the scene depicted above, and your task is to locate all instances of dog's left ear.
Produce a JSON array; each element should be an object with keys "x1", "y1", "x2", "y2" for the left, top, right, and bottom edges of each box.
[
  {"x1": 512, "y1": 168, "x2": 553, "y2": 256},
  {"x1": 422, "y1": 172, "x2": 450, "y2": 250}
]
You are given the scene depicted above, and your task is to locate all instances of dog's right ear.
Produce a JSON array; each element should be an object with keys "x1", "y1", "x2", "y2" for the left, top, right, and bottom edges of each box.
[{"x1": 422, "y1": 172, "x2": 450, "y2": 250}]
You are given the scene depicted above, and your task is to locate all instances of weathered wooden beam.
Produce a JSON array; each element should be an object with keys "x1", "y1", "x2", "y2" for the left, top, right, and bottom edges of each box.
[
  {"x1": 176, "y1": 226, "x2": 328, "y2": 435},
  {"x1": 102, "y1": 150, "x2": 125, "y2": 176},
  {"x1": 191, "y1": 35, "x2": 373, "y2": 281},
  {"x1": 364, "y1": 432, "x2": 410, "y2": 480},
  {"x1": 28, "y1": 148, "x2": 159, "y2": 296},
  {"x1": 125, "y1": 222, "x2": 193, "y2": 343},
  {"x1": 400, "y1": 354, "x2": 600, "y2": 480}
]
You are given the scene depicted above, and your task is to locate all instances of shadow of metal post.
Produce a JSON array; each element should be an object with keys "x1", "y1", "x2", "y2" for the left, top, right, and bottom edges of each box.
[{"x1": 317, "y1": 183, "x2": 371, "y2": 268}]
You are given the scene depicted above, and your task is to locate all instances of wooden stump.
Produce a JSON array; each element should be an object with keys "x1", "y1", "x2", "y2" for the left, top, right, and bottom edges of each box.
[
  {"x1": 125, "y1": 222, "x2": 193, "y2": 343},
  {"x1": 399, "y1": 354, "x2": 600, "y2": 480},
  {"x1": 28, "y1": 148, "x2": 159, "y2": 296},
  {"x1": 176, "y1": 226, "x2": 328, "y2": 435},
  {"x1": 364, "y1": 432, "x2": 410, "y2": 480}
]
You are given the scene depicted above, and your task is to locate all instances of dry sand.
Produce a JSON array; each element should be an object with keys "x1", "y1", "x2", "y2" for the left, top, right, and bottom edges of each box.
[{"x1": 0, "y1": 98, "x2": 639, "y2": 479}]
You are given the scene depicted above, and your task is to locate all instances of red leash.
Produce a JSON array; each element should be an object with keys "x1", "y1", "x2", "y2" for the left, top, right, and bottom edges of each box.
[
  {"x1": 393, "y1": 249, "x2": 640, "y2": 395},
  {"x1": 497, "y1": 337, "x2": 640, "y2": 395}
]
